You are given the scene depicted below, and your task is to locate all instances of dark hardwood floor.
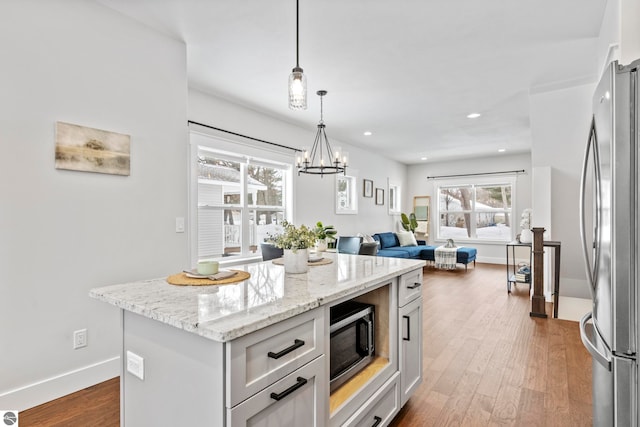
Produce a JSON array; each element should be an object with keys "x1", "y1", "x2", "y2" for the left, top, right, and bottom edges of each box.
[
  {"x1": 19, "y1": 263, "x2": 591, "y2": 426},
  {"x1": 19, "y1": 377, "x2": 119, "y2": 426}
]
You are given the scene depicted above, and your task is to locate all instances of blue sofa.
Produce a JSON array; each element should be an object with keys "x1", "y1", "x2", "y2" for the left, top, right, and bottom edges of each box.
[{"x1": 371, "y1": 232, "x2": 477, "y2": 270}]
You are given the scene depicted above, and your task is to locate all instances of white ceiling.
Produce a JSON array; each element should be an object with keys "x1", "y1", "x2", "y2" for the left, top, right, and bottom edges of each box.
[{"x1": 98, "y1": 0, "x2": 608, "y2": 165}]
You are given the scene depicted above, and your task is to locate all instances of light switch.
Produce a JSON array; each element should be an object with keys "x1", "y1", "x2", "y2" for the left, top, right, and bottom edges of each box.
[{"x1": 175, "y1": 217, "x2": 185, "y2": 233}]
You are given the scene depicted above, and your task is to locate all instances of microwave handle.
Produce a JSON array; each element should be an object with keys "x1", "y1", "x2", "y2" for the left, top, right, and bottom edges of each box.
[{"x1": 365, "y1": 317, "x2": 375, "y2": 356}]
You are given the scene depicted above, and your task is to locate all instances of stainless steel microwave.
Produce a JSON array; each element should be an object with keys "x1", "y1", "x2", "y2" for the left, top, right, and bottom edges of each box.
[{"x1": 329, "y1": 300, "x2": 375, "y2": 392}]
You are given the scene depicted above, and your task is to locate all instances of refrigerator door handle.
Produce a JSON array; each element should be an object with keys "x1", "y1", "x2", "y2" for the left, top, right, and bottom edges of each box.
[
  {"x1": 580, "y1": 312, "x2": 612, "y2": 371},
  {"x1": 579, "y1": 117, "x2": 601, "y2": 300}
]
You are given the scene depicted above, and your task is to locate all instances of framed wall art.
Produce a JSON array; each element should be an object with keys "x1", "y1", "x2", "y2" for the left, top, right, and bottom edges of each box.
[
  {"x1": 375, "y1": 188, "x2": 384, "y2": 205},
  {"x1": 363, "y1": 179, "x2": 373, "y2": 198},
  {"x1": 55, "y1": 121, "x2": 130, "y2": 176}
]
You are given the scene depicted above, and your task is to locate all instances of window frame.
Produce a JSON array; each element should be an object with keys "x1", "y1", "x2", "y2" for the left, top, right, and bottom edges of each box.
[
  {"x1": 435, "y1": 176, "x2": 515, "y2": 244},
  {"x1": 189, "y1": 129, "x2": 294, "y2": 266}
]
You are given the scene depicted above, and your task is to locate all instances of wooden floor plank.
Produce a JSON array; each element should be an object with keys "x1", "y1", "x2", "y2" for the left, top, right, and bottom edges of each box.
[{"x1": 391, "y1": 263, "x2": 592, "y2": 426}]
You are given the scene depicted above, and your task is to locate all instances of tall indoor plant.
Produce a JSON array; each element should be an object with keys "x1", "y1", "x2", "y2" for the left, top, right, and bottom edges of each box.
[{"x1": 267, "y1": 221, "x2": 316, "y2": 273}]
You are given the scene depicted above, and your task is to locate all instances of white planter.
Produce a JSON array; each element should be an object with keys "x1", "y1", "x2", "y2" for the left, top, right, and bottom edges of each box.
[
  {"x1": 315, "y1": 239, "x2": 327, "y2": 252},
  {"x1": 520, "y1": 228, "x2": 532, "y2": 243},
  {"x1": 283, "y1": 248, "x2": 309, "y2": 274}
]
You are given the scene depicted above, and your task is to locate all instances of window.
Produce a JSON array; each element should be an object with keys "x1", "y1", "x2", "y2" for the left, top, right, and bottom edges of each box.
[
  {"x1": 388, "y1": 179, "x2": 401, "y2": 215},
  {"x1": 335, "y1": 174, "x2": 358, "y2": 214},
  {"x1": 190, "y1": 130, "x2": 293, "y2": 263},
  {"x1": 437, "y1": 180, "x2": 513, "y2": 242}
]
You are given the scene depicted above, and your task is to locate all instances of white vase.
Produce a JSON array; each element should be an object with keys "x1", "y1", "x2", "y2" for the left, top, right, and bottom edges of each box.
[
  {"x1": 315, "y1": 239, "x2": 327, "y2": 252},
  {"x1": 283, "y1": 248, "x2": 309, "y2": 274},
  {"x1": 520, "y1": 229, "x2": 532, "y2": 243}
]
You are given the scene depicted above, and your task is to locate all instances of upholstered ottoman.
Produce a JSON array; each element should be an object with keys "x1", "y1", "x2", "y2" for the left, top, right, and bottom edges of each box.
[{"x1": 421, "y1": 246, "x2": 477, "y2": 270}]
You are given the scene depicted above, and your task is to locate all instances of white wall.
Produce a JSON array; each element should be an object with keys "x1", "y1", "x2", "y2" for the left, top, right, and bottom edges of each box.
[
  {"x1": 529, "y1": 83, "x2": 594, "y2": 299},
  {"x1": 620, "y1": 0, "x2": 640, "y2": 64},
  {"x1": 406, "y1": 152, "x2": 532, "y2": 264},
  {"x1": 188, "y1": 89, "x2": 407, "y2": 237},
  {"x1": 0, "y1": 0, "x2": 188, "y2": 410}
]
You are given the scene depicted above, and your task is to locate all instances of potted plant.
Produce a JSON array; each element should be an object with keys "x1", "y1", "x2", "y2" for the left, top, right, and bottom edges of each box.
[
  {"x1": 400, "y1": 212, "x2": 418, "y2": 233},
  {"x1": 266, "y1": 221, "x2": 317, "y2": 273},
  {"x1": 314, "y1": 221, "x2": 337, "y2": 252}
]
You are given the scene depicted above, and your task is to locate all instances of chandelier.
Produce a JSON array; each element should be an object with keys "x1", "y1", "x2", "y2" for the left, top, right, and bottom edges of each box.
[
  {"x1": 297, "y1": 90, "x2": 347, "y2": 176},
  {"x1": 288, "y1": 0, "x2": 306, "y2": 110}
]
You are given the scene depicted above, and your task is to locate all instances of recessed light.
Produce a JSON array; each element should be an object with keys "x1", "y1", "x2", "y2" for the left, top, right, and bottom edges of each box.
[
  {"x1": 467, "y1": 113, "x2": 481, "y2": 119},
  {"x1": 363, "y1": 131, "x2": 372, "y2": 136},
  {"x1": 498, "y1": 148, "x2": 506, "y2": 152},
  {"x1": 420, "y1": 157, "x2": 428, "y2": 161}
]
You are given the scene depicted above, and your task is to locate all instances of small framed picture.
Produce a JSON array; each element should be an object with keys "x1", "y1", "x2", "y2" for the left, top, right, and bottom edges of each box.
[
  {"x1": 363, "y1": 179, "x2": 373, "y2": 198},
  {"x1": 375, "y1": 188, "x2": 385, "y2": 205}
]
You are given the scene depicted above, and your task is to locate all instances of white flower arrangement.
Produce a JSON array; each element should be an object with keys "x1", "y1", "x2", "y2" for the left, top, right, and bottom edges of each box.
[{"x1": 520, "y1": 208, "x2": 532, "y2": 230}]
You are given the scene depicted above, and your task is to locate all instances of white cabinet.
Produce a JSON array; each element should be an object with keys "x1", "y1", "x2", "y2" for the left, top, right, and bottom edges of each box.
[
  {"x1": 227, "y1": 355, "x2": 326, "y2": 427},
  {"x1": 343, "y1": 372, "x2": 400, "y2": 427},
  {"x1": 226, "y1": 308, "x2": 326, "y2": 427},
  {"x1": 398, "y1": 268, "x2": 423, "y2": 307},
  {"x1": 226, "y1": 308, "x2": 325, "y2": 407},
  {"x1": 397, "y1": 269, "x2": 423, "y2": 406},
  {"x1": 399, "y1": 296, "x2": 423, "y2": 405}
]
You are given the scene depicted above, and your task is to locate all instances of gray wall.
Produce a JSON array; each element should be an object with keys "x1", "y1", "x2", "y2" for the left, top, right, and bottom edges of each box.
[{"x1": 0, "y1": 0, "x2": 188, "y2": 409}]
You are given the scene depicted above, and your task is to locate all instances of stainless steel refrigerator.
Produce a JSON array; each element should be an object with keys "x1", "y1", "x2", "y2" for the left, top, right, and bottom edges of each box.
[{"x1": 579, "y1": 58, "x2": 639, "y2": 426}]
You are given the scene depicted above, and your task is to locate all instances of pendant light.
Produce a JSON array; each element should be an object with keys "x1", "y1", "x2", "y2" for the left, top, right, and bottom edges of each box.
[
  {"x1": 288, "y1": 0, "x2": 307, "y2": 110},
  {"x1": 297, "y1": 90, "x2": 347, "y2": 176}
]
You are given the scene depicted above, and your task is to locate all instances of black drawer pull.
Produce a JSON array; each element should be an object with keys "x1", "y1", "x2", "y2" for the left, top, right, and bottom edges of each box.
[
  {"x1": 270, "y1": 376, "x2": 308, "y2": 401},
  {"x1": 403, "y1": 315, "x2": 411, "y2": 341},
  {"x1": 407, "y1": 282, "x2": 421, "y2": 289},
  {"x1": 372, "y1": 415, "x2": 382, "y2": 427},
  {"x1": 268, "y1": 339, "x2": 305, "y2": 359}
]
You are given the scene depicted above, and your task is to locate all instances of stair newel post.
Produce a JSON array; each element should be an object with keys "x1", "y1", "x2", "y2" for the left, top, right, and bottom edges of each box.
[{"x1": 530, "y1": 227, "x2": 547, "y2": 318}]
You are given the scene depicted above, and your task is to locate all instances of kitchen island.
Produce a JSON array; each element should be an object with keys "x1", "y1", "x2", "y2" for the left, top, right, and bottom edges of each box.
[{"x1": 90, "y1": 253, "x2": 425, "y2": 426}]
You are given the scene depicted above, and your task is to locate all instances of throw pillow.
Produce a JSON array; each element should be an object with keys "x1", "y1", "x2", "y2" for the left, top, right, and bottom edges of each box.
[
  {"x1": 362, "y1": 234, "x2": 376, "y2": 243},
  {"x1": 378, "y1": 232, "x2": 398, "y2": 249},
  {"x1": 397, "y1": 231, "x2": 418, "y2": 247}
]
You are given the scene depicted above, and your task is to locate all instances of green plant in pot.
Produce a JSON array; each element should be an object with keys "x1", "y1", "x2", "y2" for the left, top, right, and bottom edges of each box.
[
  {"x1": 266, "y1": 221, "x2": 317, "y2": 252},
  {"x1": 401, "y1": 212, "x2": 418, "y2": 233},
  {"x1": 314, "y1": 221, "x2": 337, "y2": 252},
  {"x1": 266, "y1": 221, "x2": 317, "y2": 273}
]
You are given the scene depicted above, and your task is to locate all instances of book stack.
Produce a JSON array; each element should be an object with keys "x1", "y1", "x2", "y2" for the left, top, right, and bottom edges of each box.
[{"x1": 516, "y1": 264, "x2": 531, "y2": 283}]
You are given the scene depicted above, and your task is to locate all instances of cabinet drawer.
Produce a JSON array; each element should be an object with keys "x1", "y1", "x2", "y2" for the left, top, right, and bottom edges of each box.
[
  {"x1": 227, "y1": 355, "x2": 326, "y2": 427},
  {"x1": 343, "y1": 372, "x2": 400, "y2": 427},
  {"x1": 226, "y1": 308, "x2": 325, "y2": 407},
  {"x1": 398, "y1": 269, "x2": 423, "y2": 307}
]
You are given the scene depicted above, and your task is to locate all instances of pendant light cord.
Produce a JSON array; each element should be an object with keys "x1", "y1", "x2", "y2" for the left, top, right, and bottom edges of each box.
[{"x1": 295, "y1": 0, "x2": 300, "y2": 68}]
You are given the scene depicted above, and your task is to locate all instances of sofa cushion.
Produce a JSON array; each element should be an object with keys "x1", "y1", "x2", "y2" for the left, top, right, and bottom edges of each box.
[
  {"x1": 376, "y1": 232, "x2": 399, "y2": 249},
  {"x1": 382, "y1": 246, "x2": 425, "y2": 258},
  {"x1": 377, "y1": 248, "x2": 412, "y2": 258},
  {"x1": 397, "y1": 231, "x2": 417, "y2": 246}
]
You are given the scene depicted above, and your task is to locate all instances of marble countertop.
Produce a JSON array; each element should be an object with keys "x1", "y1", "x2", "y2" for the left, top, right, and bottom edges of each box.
[{"x1": 89, "y1": 253, "x2": 425, "y2": 342}]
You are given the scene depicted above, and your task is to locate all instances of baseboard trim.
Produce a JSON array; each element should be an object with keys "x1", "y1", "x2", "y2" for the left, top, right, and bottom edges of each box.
[{"x1": 0, "y1": 356, "x2": 120, "y2": 411}]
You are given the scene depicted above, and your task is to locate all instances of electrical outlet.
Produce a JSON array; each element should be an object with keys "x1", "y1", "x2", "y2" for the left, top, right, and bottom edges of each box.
[
  {"x1": 126, "y1": 351, "x2": 144, "y2": 380},
  {"x1": 73, "y1": 329, "x2": 87, "y2": 349}
]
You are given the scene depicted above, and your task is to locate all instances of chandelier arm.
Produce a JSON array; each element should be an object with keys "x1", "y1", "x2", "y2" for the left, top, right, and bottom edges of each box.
[
  {"x1": 308, "y1": 126, "x2": 323, "y2": 166},
  {"x1": 321, "y1": 128, "x2": 334, "y2": 164}
]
